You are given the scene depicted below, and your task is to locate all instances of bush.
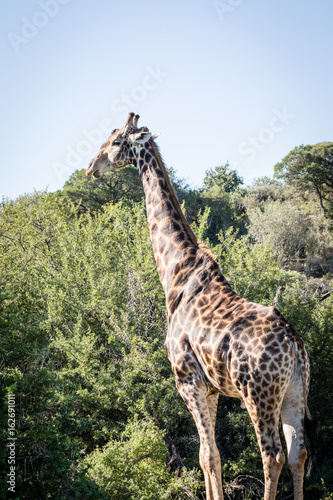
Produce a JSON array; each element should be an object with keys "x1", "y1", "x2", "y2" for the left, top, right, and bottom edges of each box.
[
  {"x1": 1, "y1": 168, "x2": 333, "y2": 499},
  {"x1": 84, "y1": 418, "x2": 202, "y2": 500},
  {"x1": 247, "y1": 201, "x2": 310, "y2": 264}
]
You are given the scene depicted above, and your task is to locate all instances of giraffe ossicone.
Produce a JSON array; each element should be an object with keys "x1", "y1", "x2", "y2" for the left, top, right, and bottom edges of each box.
[{"x1": 86, "y1": 113, "x2": 311, "y2": 500}]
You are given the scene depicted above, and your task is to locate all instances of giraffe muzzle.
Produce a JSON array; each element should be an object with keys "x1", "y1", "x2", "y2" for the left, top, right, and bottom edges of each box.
[{"x1": 86, "y1": 159, "x2": 101, "y2": 178}]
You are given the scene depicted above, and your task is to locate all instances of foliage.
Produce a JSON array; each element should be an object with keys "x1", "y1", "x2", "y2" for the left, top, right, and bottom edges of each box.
[
  {"x1": 84, "y1": 418, "x2": 202, "y2": 500},
  {"x1": 305, "y1": 214, "x2": 333, "y2": 275},
  {"x1": 247, "y1": 198, "x2": 333, "y2": 276},
  {"x1": 243, "y1": 177, "x2": 284, "y2": 211},
  {"x1": 199, "y1": 164, "x2": 247, "y2": 241},
  {"x1": 247, "y1": 200, "x2": 310, "y2": 264},
  {"x1": 203, "y1": 163, "x2": 244, "y2": 193},
  {"x1": 0, "y1": 194, "x2": 193, "y2": 498},
  {"x1": 61, "y1": 165, "x2": 143, "y2": 212},
  {"x1": 1, "y1": 147, "x2": 333, "y2": 499},
  {"x1": 274, "y1": 142, "x2": 333, "y2": 218},
  {"x1": 214, "y1": 227, "x2": 286, "y2": 304}
]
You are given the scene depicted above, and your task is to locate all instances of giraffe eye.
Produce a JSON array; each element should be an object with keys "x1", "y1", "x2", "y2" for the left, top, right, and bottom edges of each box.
[{"x1": 113, "y1": 140, "x2": 121, "y2": 146}]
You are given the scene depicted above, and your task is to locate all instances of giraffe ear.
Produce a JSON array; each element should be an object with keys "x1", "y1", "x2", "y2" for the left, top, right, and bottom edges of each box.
[
  {"x1": 128, "y1": 131, "x2": 152, "y2": 144},
  {"x1": 128, "y1": 131, "x2": 160, "y2": 144}
]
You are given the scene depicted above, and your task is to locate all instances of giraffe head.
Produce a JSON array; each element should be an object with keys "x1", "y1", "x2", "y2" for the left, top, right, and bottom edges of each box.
[{"x1": 86, "y1": 112, "x2": 159, "y2": 178}]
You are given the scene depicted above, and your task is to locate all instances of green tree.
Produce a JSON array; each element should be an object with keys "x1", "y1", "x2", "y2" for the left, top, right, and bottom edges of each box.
[
  {"x1": 200, "y1": 164, "x2": 247, "y2": 242},
  {"x1": 1, "y1": 160, "x2": 333, "y2": 499},
  {"x1": 84, "y1": 418, "x2": 202, "y2": 500},
  {"x1": 61, "y1": 166, "x2": 143, "y2": 212},
  {"x1": 0, "y1": 192, "x2": 197, "y2": 499},
  {"x1": 243, "y1": 177, "x2": 284, "y2": 210},
  {"x1": 247, "y1": 201, "x2": 310, "y2": 264},
  {"x1": 203, "y1": 163, "x2": 244, "y2": 194},
  {"x1": 274, "y1": 142, "x2": 333, "y2": 218}
]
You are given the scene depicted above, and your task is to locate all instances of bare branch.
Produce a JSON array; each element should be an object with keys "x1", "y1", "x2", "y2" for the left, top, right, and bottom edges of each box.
[{"x1": 318, "y1": 289, "x2": 333, "y2": 302}]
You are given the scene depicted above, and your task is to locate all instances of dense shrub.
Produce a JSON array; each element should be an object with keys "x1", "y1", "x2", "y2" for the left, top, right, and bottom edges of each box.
[{"x1": 1, "y1": 161, "x2": 332, "y2": 498}]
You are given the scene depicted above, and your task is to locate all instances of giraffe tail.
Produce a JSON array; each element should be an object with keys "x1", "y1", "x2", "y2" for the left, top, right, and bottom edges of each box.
[
  {"x1": 299, "y1": 344, "x2": 316, "y2": 477},
  {"x1": 304, "y1": 411, "x2": 316, "y2": 477}
]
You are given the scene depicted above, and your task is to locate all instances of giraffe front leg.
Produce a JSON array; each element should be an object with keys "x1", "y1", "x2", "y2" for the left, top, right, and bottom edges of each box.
[{"x1": 177, "y1": 380, "x2": 224, "y2": 500}]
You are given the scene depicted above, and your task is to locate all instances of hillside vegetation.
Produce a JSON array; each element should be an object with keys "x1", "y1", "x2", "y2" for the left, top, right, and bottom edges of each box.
[{"x1": 1, "y1": 142, "x2": 333, "y2": 499}]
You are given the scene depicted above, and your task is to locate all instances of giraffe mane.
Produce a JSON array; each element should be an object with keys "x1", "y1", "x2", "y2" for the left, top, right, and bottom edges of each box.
[
  {"x1": 148, "y1": 138, "x2": 220, "y2": 267},
  {"x1": 198, "y1": 241, "x2": 219, "y2": 265},
  {"x1": 148, "y1": 138, "x2": 198, "y2": 247}
]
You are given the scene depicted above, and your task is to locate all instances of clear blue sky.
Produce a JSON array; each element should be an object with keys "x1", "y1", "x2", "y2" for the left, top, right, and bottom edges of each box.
[{"x1": 1, "y1": 0, "x2": 333, "y2": 200}]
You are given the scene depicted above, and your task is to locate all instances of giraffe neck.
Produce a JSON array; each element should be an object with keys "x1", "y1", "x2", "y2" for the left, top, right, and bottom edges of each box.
[{"x1": 132, "y1": 140, "x2": 199, "y2": 297}]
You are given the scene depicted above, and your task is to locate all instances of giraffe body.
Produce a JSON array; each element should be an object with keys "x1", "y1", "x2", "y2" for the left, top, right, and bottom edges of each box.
[{"x1": 86, "y1": 113, "x2": 310, "y2": 500}]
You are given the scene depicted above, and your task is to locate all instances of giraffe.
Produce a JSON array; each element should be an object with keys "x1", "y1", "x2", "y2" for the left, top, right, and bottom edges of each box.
[{"x1": 86, "y1": 113, "x2": 311, "y2": 500}]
